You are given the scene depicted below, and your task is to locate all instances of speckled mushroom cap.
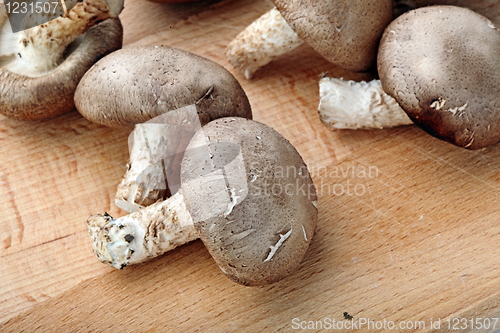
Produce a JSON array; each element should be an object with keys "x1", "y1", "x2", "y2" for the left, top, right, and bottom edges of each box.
[
  {"x1": 0, "y1": 17, "x2": 123, "y2": 121},
  {"x1": 393, "y1": 0, "x2": 500, "y2": 26},
  {"x1": 378, "y1": 6, "x2": 500, "y2": 149},
  {"x1": 272, "y1": 0, "x2": 393, "y2": 72},
  {"x1": 75, "y1": 46, "x2": 252, "y2": 127},
  {"x1": 180, "y1": 117, "x2": 318, "y2": 286}
]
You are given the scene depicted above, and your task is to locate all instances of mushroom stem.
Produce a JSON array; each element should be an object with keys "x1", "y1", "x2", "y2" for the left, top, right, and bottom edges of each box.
[
  {"x1": 88, "y1": 190, "x2": 197, "y2": 269},
  {"x1": 12, "y1": 0, "x2": 122, "y2": 76},
  {"x1": 115, "y1": 105, "x2": 202, "y2": 213},
  {"x1": 226, "y1": 7, "x2": 303, "y2": 79},
  {"x1": 115, "y1": 124, "x2": 185, "y2": 213},
  {"x1": 318, "y1": 77, "x2": 413, "y2": 129}
]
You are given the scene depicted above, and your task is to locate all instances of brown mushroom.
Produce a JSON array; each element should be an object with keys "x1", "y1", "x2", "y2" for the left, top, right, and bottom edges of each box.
[
  {"x1": 182, "y1": 117, "x2": 317, "y2": 285},
  {"x1": 75, "y1": 45, "x2": 253, "y2": 212},
  {"x1": 75, "y1": 46, "x2": 251, "y2": 127},
  {"x1": 393, "y1": 0, "x2": 500, "y2": 25},
  {"x1": 87, "y1": 117, "x2": 318, "y2": 286},
  {"x1": 0, "y1": 0, "x2": 123, "y2": 120},
  {"x1": 318, "y1": 4, "x2": 500, "y2": 149},
  {"x1": 226, "y1": 0, "x2": 393, "y2": 79},
  {"x1": 378, "y1": 5, "x2": 500, "y2": 149},
  {"x1": 273, "y1": 0, "x2": 393, "y2": 72}
]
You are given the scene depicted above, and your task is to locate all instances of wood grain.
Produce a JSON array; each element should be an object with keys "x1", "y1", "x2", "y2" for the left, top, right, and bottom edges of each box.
[
  {"x1": 1, "y1": 0, "x2": 500, "y2": 331},
  {"x1": 4, "y1": 126, "x2": 500, "y2": 332}
]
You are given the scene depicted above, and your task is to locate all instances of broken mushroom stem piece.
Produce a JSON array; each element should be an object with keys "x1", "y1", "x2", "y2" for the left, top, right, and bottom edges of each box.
[
  {"x1": 318, "y1": 77, "x2": 412, "y2": 129},
  {"x1": 7, "y1": 0, "x2": 123, "y2": 76},
  {"x1": 115, "y1": 105, "x2": 202, "y2": 213},
  {"x1": 88, "y1": 117, "x2": 317, "y2": 286}
]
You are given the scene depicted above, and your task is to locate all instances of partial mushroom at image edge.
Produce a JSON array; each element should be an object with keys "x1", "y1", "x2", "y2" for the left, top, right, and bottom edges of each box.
[
  {"x1": 318, "y1": 5, "x2": 500, "y2": 150},
  {"x1": 378, "y1": 5, "x2": 500, "y2": 149},
  {"x1": 0, "y1": 0, "x2": 124, "y2": 120}
]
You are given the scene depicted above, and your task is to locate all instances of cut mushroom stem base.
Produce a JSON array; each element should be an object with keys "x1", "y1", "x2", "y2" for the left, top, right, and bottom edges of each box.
[{"x1": 88, "y1": 190, "x2": 198, "y2": 269}]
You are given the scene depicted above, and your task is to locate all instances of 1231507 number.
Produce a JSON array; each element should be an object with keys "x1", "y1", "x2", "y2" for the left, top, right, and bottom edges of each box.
[
  {"x1": 4, "y1": 1, "x2": 60, "y2": 14},
  {"x1": 446, "y1": 317, "x2": 499, "y2": 331}
]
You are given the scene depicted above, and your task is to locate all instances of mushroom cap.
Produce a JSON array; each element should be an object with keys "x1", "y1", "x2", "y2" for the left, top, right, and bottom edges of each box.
[
  {"x1": 0, "y1": 17, "x2": 123, "y2": 121},
  {"x1": 393, "y1": 0, "x2": 500, "y2": 26},
  {"x1": 74, "y1": 46, "x2": 252, "y2": 127},
  {"x1": 180, "y1": 117, "x2": 318, "y2": 286},
  {"x1": 272, "y1": 0, "x2": 393, "y2": 72},
  {"x1": 378, "y1": 6, "x2": 500, "y2": 149}
]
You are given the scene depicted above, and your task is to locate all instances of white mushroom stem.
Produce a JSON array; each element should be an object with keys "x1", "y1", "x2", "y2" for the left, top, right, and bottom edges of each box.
[
  {"x1": 115, "y1": 105, "x2": 201, "y2": 213},
  {"x1": 318, "y1": 77, "x2": 413, "y2": 129},
  {"x1": 7, "y1": 0, "x2": 123, "y2": 76},
  {"x1": 226, "y1": 7, "x2": 303, "y2": 79},
  {"x1": 115, "y1": 123, "x2": 186, "y2": 213},
  {"x1": 225, "y1": 3, "x2": 433, "y2": 80},
  {"x1": 88, "y1": 190, "x2": 198, "y2": 269}
]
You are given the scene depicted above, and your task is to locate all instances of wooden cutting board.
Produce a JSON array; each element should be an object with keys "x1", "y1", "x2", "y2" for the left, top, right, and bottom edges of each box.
[{"x1": 2, "y1": 0, "x2": 500, "y2": 332}]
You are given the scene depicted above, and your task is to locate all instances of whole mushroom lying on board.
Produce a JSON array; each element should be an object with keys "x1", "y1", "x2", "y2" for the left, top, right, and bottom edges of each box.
[
  {"x1": 226, "y1": 0, "x2": 393, "y2": 79},
  {"x1": 319, "y1": 5, "x2": 500, "y2": 149},
  {"x1": 74, "y1": 46, "x2": 252, "y2": 212},
  {"x1": 0, "y1": 0, "x2": 123, "y2": 120},
  {"x1": 88, "y1": 117, "x2": 318, "y2": 286}
]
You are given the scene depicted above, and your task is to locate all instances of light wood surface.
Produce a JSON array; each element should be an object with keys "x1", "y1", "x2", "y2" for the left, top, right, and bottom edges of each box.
[{"x1": 2, "y1": 0, "x2": 500, "y2": 332}]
